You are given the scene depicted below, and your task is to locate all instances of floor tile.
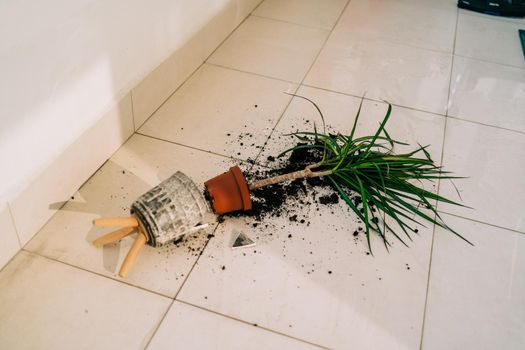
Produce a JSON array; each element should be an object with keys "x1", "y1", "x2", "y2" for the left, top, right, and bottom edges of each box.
[
  {"x1": 208, "y1": 16, "x2": 329, "y2": 82},
  {"x1": 422, "y1": 214, "x2": 525, "y2": 350},
  {"x1": 148, "y1": 301, "x2": 322, "y2": 349},
  {"x1": 455, "y1": 13, "x2": 525, "y2": 69},
  {"x1": 448, "y1": 56, "x2": 525, "y2": 132},
  {"x1": 177, "y1": 189, "x2": 434, "y2": 349},
  {"x1": 336, "y1": 0, "x2": 456, "y2": 53},
  {"x1": 138, "y1": 64, "x2": 296, "y2": 161},
  {"x1": 25, "y1": 134, "x2": 237, "y2": 297},
  {"x1": 253, "y1": 0, "x2": 348, "y2": 30},
  {"x1": 258, "y1": 86, "x2": 446, "y2": 169},
  {"x1": 305, "y1": 34, "x2": 452, "y2": 115},
  {"x1": 0, "y1": 204, "x2": 20, "y2": 269},
  {"x1": 0, "y1": 251, "x2": 170, "y2": 350},
  {"x1": 439, "y1": 118, "x2": 525, "y2": 232}
]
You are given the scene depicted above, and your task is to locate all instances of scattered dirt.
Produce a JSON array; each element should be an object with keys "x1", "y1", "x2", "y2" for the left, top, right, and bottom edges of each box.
[
  {"x1": 216, "y1": 145, "x2": 365, "y2": 235},
  {"x1": 319, "y1": 193, "x2": 339, "y2": 205}
]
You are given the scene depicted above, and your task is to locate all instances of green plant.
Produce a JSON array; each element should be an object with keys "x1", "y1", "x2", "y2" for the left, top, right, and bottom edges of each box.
[{"x1": 249, "y1": 95, "x2": 472, "y2": 253}]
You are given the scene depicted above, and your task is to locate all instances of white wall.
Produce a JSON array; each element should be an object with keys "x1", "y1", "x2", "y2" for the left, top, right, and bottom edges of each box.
[{"x1": 0, "y1": 0, "x2": 258, "y2": 204}]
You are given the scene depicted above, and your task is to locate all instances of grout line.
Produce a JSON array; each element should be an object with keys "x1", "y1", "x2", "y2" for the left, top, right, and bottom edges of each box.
[
  {"x1": 250, "y1": 0, "x2": 266, "y2": 14},
  {"x1": 453, "y1": 52, "x2": 525, "y2": 71},
  {"x1": 0, "y1": 249, "x2": 25, "y2": 275},
  {"x1": 250, "y1": 13, "x2": 332, "y2": 31},
  {"x1": 130, "y1": 91, "x2": 137, "y2": 132},
  {"x1": 175, "y1": 299, "x2": 331, "y2": 350},
  {"x1": 300, "y1": 83, "x2": 449, "y2": 118},
  {"x1": 144, "y1": 224, "x2": 221, "y2": 349},
  {"x1": 135, "y1": 132, "x2": 269, "y2": 169},
  {"x1": 171, "y1": 225, "x2": 220, "y2": 300},
  {"x1": 144, "y1": 299, "x2": 176, "y2": 349},
  {"x1": 436, "y1": 210, "x2": 525, "y2": 235},
  {"x1": 21, "y1": 249, "x2": 173, "y2": 299},
  {"x1": 135, "y1": 132, "x2": 238, "y2": 159},
  {"x1": 419, "y1": 7, "x2": 460, "y2": 350},
  {"x1": 251, "y1": 0, "x2": 352, "y2": 166},
  {"x1": 445, "y1": 115, "x2": 525, "y2": 135},
  {"x1": 0, "y1": 204, "x2": 25, "y2": 274},
  {"x1": 205, "y1": 62, "x2": 298, "y2": 84},
  {"x1": 6, "y1": 202, "x2": 22, "y2": 248}
]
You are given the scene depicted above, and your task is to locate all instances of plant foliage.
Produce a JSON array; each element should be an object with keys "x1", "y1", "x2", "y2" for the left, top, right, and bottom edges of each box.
[{"x1": 278, "y1": 95, "x2": 472, "y2": 253}]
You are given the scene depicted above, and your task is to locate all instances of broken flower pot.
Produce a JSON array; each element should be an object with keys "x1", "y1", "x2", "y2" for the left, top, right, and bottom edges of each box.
[{"x1": 92, "y1": 171, "x2": 212, "y2": 277}]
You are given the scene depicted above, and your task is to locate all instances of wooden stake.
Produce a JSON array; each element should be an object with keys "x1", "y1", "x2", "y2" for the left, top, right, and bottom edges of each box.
[
  {"x1": 249, "y1": 162, "x2": 332, "y2": 190},
  {"x1": 92, "y1": 216, "x2": 139, "y2": 228},
  {"x1": 119, "y1": 232, "x2": 147, "y2": 278},
  {"x1": 92, "y1": 227, "x2": 136, "y2": 248}
]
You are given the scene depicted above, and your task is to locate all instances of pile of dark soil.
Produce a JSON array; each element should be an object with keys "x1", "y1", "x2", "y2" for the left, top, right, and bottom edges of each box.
[{"x1": 217, "y1": 144, "x2": 364, "y2": 232}]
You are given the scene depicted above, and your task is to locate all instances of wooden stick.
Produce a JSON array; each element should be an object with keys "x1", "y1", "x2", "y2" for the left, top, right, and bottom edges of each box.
[
  {"x1": 249, "y1": 162, "x2": 333, "y2": 190},
  {"x1": 92, "y1": 216, "x2": 138, "y2": 228},
  {"x1": 92, "y1": 227, "x2": 136, "y2": 248},
  {"x1": 119, "y1": 232, "x2": 147, "y2": 278}
]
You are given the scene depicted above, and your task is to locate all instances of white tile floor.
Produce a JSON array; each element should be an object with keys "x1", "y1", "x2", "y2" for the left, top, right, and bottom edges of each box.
[{"x1": 2, "y1": 1, "x2": 525, "y2": 349}]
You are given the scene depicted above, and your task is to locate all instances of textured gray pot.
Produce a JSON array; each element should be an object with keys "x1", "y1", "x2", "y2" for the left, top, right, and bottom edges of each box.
[{"x1": 131, "y1": 171, "x2": 211, "y2": 247}]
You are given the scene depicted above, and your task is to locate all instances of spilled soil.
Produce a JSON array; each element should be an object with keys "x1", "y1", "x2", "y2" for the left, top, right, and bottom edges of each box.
[{"x1": 214, "y1": 143, "x2": 366, "y2": 235}]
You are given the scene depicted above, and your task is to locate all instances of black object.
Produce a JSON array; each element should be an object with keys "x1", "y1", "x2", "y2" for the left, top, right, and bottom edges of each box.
[
  {"x1": 518, "y1": 29, "x2": 525, "y2": 57},
  {"x1": 458, "y1": 0, "x2": 525, "y2": 17}
]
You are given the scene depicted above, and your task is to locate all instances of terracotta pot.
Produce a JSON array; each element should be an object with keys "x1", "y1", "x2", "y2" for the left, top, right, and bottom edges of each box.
[{"x1": 205, "y1": 166, "x2": 252, "y2": 215}]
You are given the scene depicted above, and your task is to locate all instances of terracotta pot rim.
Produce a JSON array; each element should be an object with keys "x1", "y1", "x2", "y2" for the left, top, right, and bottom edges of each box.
[{"x1": 229, "y1": 166, "x2": 252, "y2": 211}]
